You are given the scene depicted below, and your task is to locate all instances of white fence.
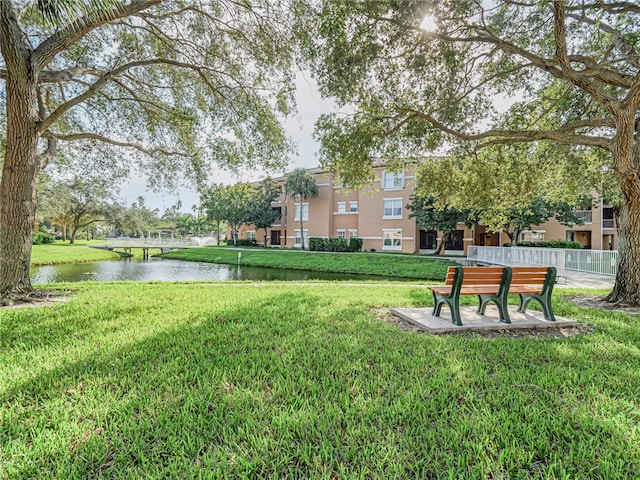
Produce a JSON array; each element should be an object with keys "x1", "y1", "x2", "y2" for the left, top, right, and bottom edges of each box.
[{"x1": 467, "y1": 246, "x2": 618, "y2": 277}]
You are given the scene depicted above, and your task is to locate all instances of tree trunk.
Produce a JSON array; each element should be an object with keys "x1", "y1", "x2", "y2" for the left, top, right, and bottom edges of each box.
[
  {"x1": 70, "y1": 224, "x2": 79, "y2": 245},
  {"x1": 606, "y1": 125, "x2": 640, "y2": 305},
  {"x1": 299, "y1": 199, "x2": 305, "y2": 250},
  {"x1": 0, "y1": 66, "x2": 40, "y2": 300},
  {"x1": 606, "y1": 195, "x2": 640, "y2": 304},
  {"x1": 435, "y1": 232, "x2": 449, "y2": 255}
]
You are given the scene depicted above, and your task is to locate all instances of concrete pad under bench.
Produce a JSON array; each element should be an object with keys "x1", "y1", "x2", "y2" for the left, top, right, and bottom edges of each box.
[{"x1": 391, "y1": 305, "x2": 578, "y2": 334}]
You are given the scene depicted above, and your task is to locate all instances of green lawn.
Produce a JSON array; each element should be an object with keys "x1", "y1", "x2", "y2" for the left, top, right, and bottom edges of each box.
[
  {"x1": 161, "y1": 247, "x2": 457, "y2": 281},
  {"x1": 31, "y1": 241, "x2": 122, "y2": 266},
  {"x1": 2, "y1": 282, "x2": 639, "y2": 478}
]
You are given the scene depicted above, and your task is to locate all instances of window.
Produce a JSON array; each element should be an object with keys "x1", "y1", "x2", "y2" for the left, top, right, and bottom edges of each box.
[
  {"x1": 348, "y1": 229, "x2": 358, "y2": 239},
  {"x1": 349, "y1": 201, "x2": 358, "y2": 212},
  {"x1": 383, "y1": 198, "x2": 403, "y2": 219},
  {"x1": 246, "y1": 231, "x2": 256, "y2": 241},
  {"x1": 382, "y1": 170, "x2": 405, "y2": 190},
  {"x1": 272, "y1": 207, "x2": 282, "y2": 225},
  {"x1": 337, "y1": 202, "x2": 346, "y2": 213},
  {"x1": 294, "y1": 203, "x2": 309, "y2": 221},
  {"x1": 603, "y1": 207, "x2": 615, "y2": 229},
  {"x1": 337, "y1": 229, "x2": 346, "y2": 239},
  {"x1": 383, "y1": 229, "x2": 402, "y2": 250},
  {"x1": 520, "y1": 230, "x2": 546, "y2": 242},
  {"x1": 294, "y1": 229, "x2": 308, "y2": 248},
  {"x1": 444, "y1": 230, "x2": 464, "y2": 250}
]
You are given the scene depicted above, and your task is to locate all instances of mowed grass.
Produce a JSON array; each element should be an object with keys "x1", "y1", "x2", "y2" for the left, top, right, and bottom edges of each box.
[
  {"x1": 2, "y1": 283, "x2": 639, "y2": 478},
  {"x1": 31, "y1": 241, "x2": 121, "y2": 266},
  {"x1": 161, "y1": 247, "x2": 457, "y2": 281}
]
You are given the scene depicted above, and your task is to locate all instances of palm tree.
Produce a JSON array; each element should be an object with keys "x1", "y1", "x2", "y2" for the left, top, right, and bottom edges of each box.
[
  {"x1": 191, "y1": 216, "x2": 209, "y2": 235},
  {"x1": 284, "y1": 169, "x2": 318, "y2": 250},
  {"x1": 176, "y1": 215, "x2": 193, "y2": 238}
]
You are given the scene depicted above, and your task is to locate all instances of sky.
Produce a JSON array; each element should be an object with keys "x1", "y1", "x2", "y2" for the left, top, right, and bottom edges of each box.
[{"x1": 120, "y1": 71, "x2": 338, "y2": 214}]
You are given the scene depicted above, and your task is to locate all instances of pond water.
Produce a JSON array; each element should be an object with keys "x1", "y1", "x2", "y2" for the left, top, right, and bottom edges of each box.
[{"x1": 30, "y1": 258, "x2": 409, "y2": 283}]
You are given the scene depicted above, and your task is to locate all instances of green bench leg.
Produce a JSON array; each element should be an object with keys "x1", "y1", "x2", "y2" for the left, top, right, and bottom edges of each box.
[
  {"x1": 516, "y1": 267, "x2": 557, "y2": 321},
  {"x1": 477, "y1": 294, "x2": 512, "y2": 324},
  {"x1": 518, "y1": 294, "x2": 556, "y2": 321},
  {"x1": 432, "y1": 291, "x2": 463, "y2": 326},
  {"x1": 475, "y1": 267, "x2": 512, "y2": 324}
]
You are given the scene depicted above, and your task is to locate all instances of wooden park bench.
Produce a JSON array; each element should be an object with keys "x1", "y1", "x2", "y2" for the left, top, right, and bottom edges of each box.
[
  {"x1": 428, "y1": 265, "x2": 558, "y2": 326},
  {"x1": 428, "y1": 266, "x2": 512, "y2": 326}
]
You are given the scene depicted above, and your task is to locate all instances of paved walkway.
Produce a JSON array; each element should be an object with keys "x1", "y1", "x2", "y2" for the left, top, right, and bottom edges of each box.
[
  {"x1": 393, "y1": 305, "x2": 579, "y2": 334},
  {"x1": 556, "y1": 271, "x2": 614, "y2": 289}
]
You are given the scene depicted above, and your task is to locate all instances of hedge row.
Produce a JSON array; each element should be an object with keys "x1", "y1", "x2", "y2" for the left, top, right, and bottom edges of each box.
[
  {"x1": 503, "y1": 240, "x2": 583, "y2": 249},
  {"x1": 309, "y1": 237, "x2": 363, "y2": 252},
  {"x1": 234, "y1": 239, "x2": 257, "y2": 247}
]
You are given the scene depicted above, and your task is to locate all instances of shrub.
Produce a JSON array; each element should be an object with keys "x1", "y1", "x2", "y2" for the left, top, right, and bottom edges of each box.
[
  {"x1": 309, "y1": 237, "x2": 363, "y2": 252},
  {"x1": 349, "y1": 237, "x2": 363, "y2": 252},
  {"x1": 309, "y1": 237, "x2": 323, "y2": 251},
  {"x1": 505, "y1": 240, "x2": 583, "y2": 249},
  {"x1": 32, "y1": 231, "x2": 55, "y2": 245},
  {"x1": 235, "y1": 239, "x2": 257, "y2": 247}
]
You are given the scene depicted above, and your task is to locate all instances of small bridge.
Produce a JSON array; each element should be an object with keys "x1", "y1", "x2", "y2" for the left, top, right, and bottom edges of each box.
[{"x1": 93, "y1": 237, "x2": 216, "y2": 260}]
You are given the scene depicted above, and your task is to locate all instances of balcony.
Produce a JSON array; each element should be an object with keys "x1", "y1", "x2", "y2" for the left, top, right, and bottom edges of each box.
[
  {"x1": 572, "y1": 210, "x2": 592, "y2": 224},
  {"x1": 602, "y1": 218, "x2": 615, "y2": 229}
]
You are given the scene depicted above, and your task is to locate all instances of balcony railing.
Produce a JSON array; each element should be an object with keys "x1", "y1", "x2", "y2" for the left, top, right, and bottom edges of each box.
[
  {"x1": 572, "y1": 209, "x2": 592, "y2": 224},
  {"x1": 602, "y1": 218, "x2": 615, "y2": 229}
]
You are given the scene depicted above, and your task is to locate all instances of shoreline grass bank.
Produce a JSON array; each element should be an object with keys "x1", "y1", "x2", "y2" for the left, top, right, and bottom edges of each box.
[
  {"x1": 160, "y1": 247, "x2": 458, "y2": 281},
  {"x1": 30, "y1": 241, "x2": 122, "y2": 266},
  {"x1": 1, "y1": 282, "x2": 638, "y2": 478}
]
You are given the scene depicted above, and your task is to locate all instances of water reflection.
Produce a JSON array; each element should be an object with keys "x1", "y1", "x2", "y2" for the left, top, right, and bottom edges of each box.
[{"x1": 31, "y1": 258, "x2": 405, "y2": 283}]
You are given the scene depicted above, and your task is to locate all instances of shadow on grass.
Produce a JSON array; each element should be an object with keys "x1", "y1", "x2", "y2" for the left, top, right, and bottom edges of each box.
[{"x1": 2, "y1": 286, "x2": 640, "y2": 478}]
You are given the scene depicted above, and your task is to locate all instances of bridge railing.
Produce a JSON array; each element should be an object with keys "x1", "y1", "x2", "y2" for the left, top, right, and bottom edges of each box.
[
  {"x1": 467, "y1": 246, "x2": 618, "y2": 277},
  {"x1": 104, "y1": 238, "x2": 190, "y2": 248}
]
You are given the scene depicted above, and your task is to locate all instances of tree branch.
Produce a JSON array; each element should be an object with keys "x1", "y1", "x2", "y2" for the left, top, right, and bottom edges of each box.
[
  {"x1": 32, "y1": 0, "x2": 161, "y2": 71},
  {"x1": 553, "y1": 1, "x2": 620, "y2": 111},
  {"x1": 398, "y1": 109, "x2": 613, "y2": 150},
  {"x1": 38, "y1": 57, "x2": 229, "y2": 133},
  {"x1": 45, "y1": 131, "x2": 191, "y2": 158},
  {"x1": 37, "y1": 137, "x2": 57, "y2": 170},
  {"x1": 566, "y1": 2, "x2": 640, "y2": 14}
]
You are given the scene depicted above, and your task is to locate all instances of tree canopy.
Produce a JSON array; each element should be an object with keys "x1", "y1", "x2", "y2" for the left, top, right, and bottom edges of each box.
[
  {"x1": 0, "y1": 0, "x2": 306, "y2": 300},
  {"x1": 247, "y1": 178, "x2": 282, "y2": 247},
  {"x1": 38, "y1": 174, "x2": 118, "y2": 243},
  {"x1": 202, "y1": 183, "x2": 254, "y2": 245},
  {"x1": 307, "y1": 1, "x2": 640, "y2": 304},
  {"x1": 407, "y1": 194, "x2": 474, "y2": 255}
]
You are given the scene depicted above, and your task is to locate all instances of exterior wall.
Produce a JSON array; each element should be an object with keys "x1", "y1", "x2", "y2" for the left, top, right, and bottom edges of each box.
[
  {"x1": 358, "y1": 166, "x2": 417, "y2": 253},
  {"x1": 230, "y1": 165, "x2": 619, "y2": 253}
]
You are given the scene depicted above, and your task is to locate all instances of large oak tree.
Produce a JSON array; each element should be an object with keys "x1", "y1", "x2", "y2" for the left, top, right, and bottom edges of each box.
[
  {"x1": 0, "y1": 0, "x2": 301, "y2": 301},
  {"x1": 309, "y1": 1, "x2": 640, "y2": 305}
]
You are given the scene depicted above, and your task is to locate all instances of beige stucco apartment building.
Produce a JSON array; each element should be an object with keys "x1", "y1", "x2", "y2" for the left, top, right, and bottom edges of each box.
[{"x1": 237, "y1": 165, "x2": 619, "y2": 254}]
